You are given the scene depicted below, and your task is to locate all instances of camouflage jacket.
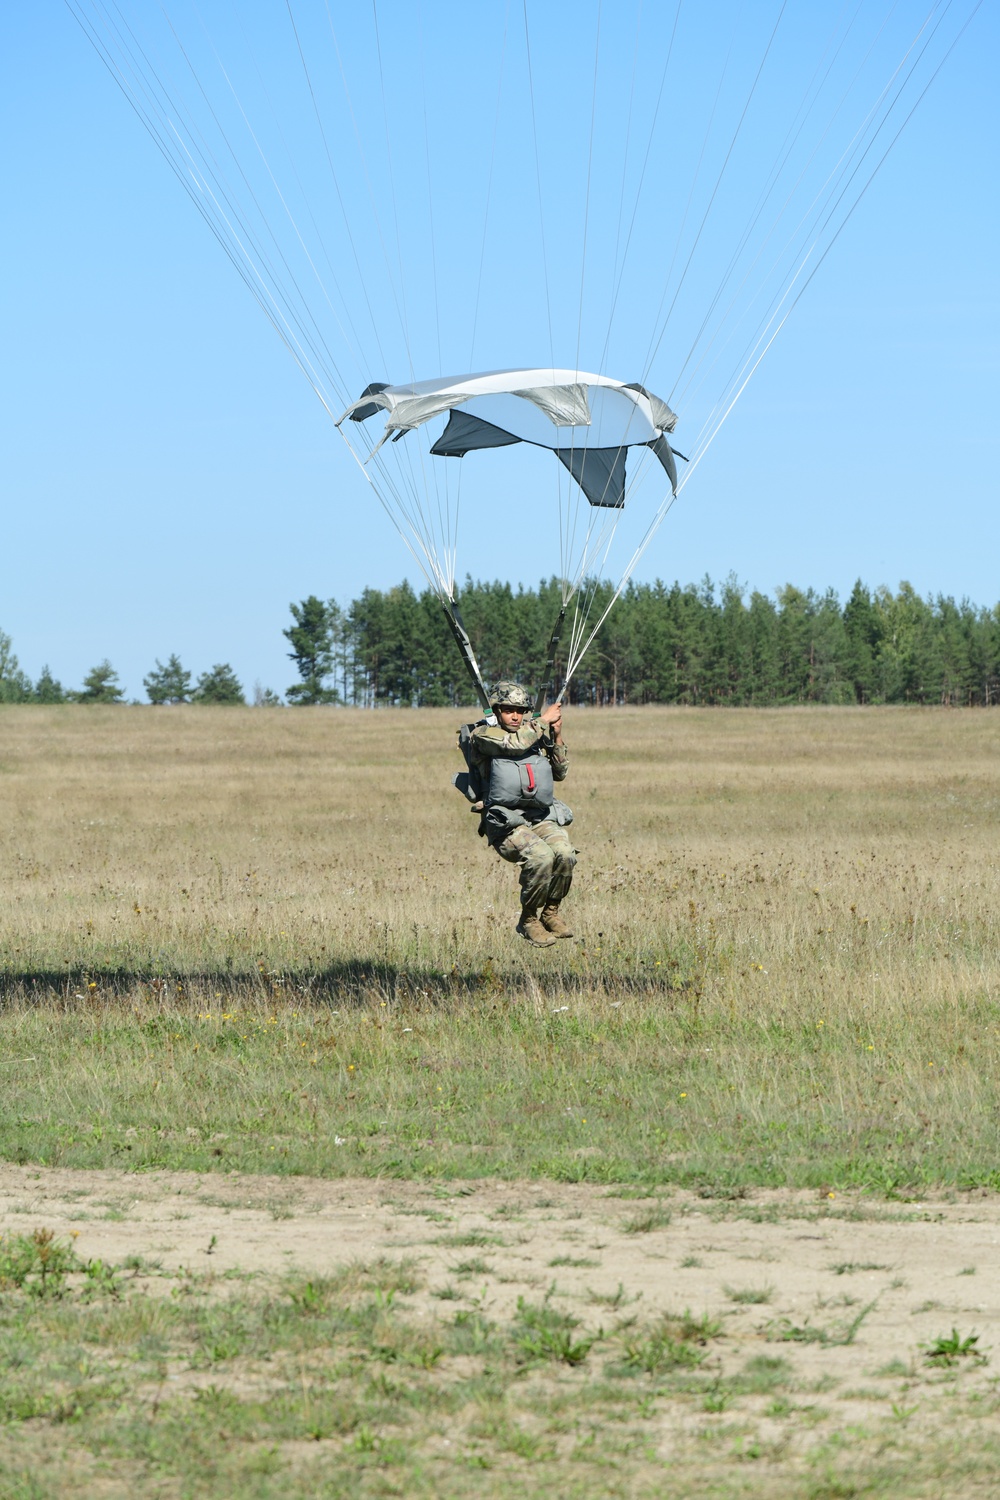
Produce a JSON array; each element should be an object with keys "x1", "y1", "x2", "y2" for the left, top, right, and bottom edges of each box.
[{"x1": 468, "y1": 718, "x2": 569, "y2": 782}]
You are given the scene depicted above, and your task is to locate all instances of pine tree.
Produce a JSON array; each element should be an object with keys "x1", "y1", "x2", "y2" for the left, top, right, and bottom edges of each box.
[
  {"x1": 803, "y1": 589, "x2": 850, "y2": 703},
  {"x1": 144, "y1": 654, "x2": 192, "y2": 704},
  {"x1": 34, "y1": 666, "x2": 66, "y2": 703},
  {"x1": 842, "y1": 581, "x2": 882, "y2": 703},
  {"x1": 746, "y1": 591, "x2": 780, "y2": 703},
  {"x1": 285, "y1": 596, "x2": 337, "y2": 704},
  {"x1": 0, "y1": 630, "x2": 32, "y2": 703},
  {"x1": 193, "y1": 664, "x2": 245, "y2": 703},
  {"x1": 77, "y1": 661, "x2": 124, "y2": 703},
  {"x1": 775, "y1": 585, "x2": 816, "y2": 701}
]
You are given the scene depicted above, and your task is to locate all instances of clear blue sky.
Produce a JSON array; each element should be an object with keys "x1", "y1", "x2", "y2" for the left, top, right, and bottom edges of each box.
[{"x1": 2, "y1": 2, "x2": 996, "y2": 699}]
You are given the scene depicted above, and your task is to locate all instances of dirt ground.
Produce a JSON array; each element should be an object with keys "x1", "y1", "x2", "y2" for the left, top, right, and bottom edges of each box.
[{"x1": 2, "y1": 1164, "x2": 997, "y2": 1405}]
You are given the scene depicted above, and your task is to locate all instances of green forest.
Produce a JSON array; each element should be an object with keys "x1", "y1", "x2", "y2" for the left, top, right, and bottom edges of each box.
[
  {"x1": 4, "y1": 577, "x2": 999, "y2": 709},
  {"x1": 335, "y1": 577, "x2": 1000, "y2": 708}
]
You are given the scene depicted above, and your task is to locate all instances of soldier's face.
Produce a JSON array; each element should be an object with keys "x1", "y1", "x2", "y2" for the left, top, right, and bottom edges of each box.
[{"x1": 497, "y1": 706, "x2": 525, "y2": 731}]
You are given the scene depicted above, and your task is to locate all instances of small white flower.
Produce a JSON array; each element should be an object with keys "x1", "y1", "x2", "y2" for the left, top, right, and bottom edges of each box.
[
  {"x1": 334, "y1": 1136, "x2": 346, "y2": 1146},
  {"x1": 552, "y1": 1005, "x2": 569, "y2": 1013}
]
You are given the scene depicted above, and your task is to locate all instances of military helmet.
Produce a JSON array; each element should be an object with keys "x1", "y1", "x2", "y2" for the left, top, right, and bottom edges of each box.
[{"x1": 490, "y1": 680, "x2": 531, "y2": 711}]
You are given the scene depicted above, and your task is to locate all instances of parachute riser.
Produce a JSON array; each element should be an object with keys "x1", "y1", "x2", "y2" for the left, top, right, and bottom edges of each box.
[
  {"x1": 440, "y1": 601, "x2": 492, "y2": 715},
  {"x1": 533, "y1": 605, "x2": 568, "y2": 715}
]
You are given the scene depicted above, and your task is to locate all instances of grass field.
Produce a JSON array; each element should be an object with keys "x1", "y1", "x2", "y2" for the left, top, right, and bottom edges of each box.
[
  {"x1": 0, "y1": 704, "x2": 997, "y2": 1191},
  {"x1": 1, "y1": 703, "x2": 998, "y2": 1497}
]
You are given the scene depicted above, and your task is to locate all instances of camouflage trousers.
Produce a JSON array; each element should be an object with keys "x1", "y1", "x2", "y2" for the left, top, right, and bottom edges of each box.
[{"x1": 496, "y1": 820, "x2": 577, "y2": 912}]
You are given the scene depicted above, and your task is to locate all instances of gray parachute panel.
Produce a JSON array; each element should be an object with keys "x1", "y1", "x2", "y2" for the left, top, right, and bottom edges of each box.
[
  {"x1": 429, "y1": 409, "x2": 521, "y2": 457},
  {"x1": 646, "y1": 435, "x2": 678, "y2": 496},
  {"x1": 554, "y1": 446, "x2": 627, "y2": 508}
]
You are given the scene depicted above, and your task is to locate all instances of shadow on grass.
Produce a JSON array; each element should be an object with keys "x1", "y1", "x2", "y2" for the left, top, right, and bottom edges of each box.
[{"x1": 0, "y1": 957, "x2": 692, "y2": 1008}]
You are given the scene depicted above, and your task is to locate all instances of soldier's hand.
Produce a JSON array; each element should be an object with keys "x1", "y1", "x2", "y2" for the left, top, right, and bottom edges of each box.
[{"x1": 539, "y1": 702, "x2": 563, "y2": 742}]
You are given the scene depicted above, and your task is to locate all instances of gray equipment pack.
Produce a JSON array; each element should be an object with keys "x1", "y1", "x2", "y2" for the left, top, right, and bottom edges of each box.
[
  {"x1": 487, "y1": 751, "x2": 555, "y2": 810},
  {"x1": 454, "y1": 719, "x2": 573, "y2": 841}
]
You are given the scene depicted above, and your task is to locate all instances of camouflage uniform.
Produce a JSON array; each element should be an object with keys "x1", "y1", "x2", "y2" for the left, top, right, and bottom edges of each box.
[{"x1": 469, "y1": 717, "x2": 576, "y2": 914}]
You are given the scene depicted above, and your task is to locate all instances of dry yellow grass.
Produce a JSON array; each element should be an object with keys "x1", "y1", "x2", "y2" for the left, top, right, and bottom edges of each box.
[
  {"x1": 1, "y1": 701, "x2": 996, "y2": 985},
  {"x1": 0, "y1": 703, "x2": 997, "y2": 1191}
]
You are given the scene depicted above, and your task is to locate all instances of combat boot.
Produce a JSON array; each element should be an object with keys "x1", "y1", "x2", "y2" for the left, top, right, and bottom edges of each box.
[
  {"x1": 516, "y1": 908, "x2": 558, "y2": 947},
  {"x1": 540, "y1": 904, "x2": 573, "y2": 939}
]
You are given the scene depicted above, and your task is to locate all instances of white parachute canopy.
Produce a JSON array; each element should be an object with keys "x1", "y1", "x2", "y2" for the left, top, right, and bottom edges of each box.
[
  {"x1": 339, "y1": 366, "x2": 679, "y2": 505},
  {"x1": 336, "y1": 368, "x2": 684, "y2": 695}
]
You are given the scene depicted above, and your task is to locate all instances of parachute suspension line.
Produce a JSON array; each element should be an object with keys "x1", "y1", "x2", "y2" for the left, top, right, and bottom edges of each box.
[
  {"x1": 336, "y1": 429, "x2": 456, "y2": 607},
  {"x1": 412, "y1": 419, "x2": 455, "y2": 598},
  {"x1": 600, "y1": 0, "x2": 643, "y2": 376},
  {"x1": 440, "y1": 600, "x2": 492, "y2": 714},
  {"x1": 558, "y1": 475, "x2": 679, "y2": 700},
  {"x1": 334, "y1": 415, "x2": 457, "y2": 604},
  {"x1": 369, "y1": 439, "x2": 456, "y2": 599},
  {"x1": 556, "y1": 384, "x2": 656, "y2": 653},
  {"x1": 642, "y1": 0, "x2": 790, "y2": 389},
  {"x1": 568, "y1": 445, "x2": 658, "y2": 664},
  {"x1": 469, "y1": 0, "x2": 511, "y2": 368},
  {"x1": 277, "y1": 0, "x2": 391, "y2": 383},
  {"x1": 676, "y1": 0, "x2": 964, "y2": 439},
  {"x1": 521, "y1": 0, "x2": 555, "y2": 365},
  {"x1": 163, "y1": 0, "x2": 355, "y2": 398},
  {"x1": 66, "y1": 0, "x2": 349, "y2": 416},
  {"x1": 349, "y1": 415, "x2": 467, "y2": 608},
  {"x1": 556, "y1": 0, "x2": 604, "y2": 594},
  {"x1": 597, "y1": 0, "x2": 684, "y2": 379},
  {"x1": 667, "y1": 0, "x2": 881, "y2": 417},
  {"x1": 664, "y1": 0, "x2": 870, "y2": 410},
  {"x1": 574, "y1": 0, "x2": 603, "y2": 376},
  {"x1": 331, "y1": 2, "x2": 454, "y2": 598},
  {"x1": 322, "y1": 2, "x2": 414, "y2": 375},
  {"x1": 553, "y1": 442, "x2": 660, "y2": 701},
  {"x1": 640, "y1": 11, "x2": 737, "y2": 382},
  {"x1": 533, "y1": 605, "x2": 569, "y2": 714},
  {"x1": 416, "y1": 3, "x2": 458, "y2": 588},
  {"x1": 677, "y1": 13, "x2": 906, "y2": 437},
  {"x1": 678, "y1": 0, "x2": 975, "y2": 482},
  {"x1": 228, "y1": 5, "x2": 373, "y2": 389},
  {"x1": 670, "y1": 0, "x2": 929, "y2": 423},
  {"x1": 679, "y1": 0, "x2": 983, "y2": 504},
  {"x1": 416, "y1": 7, "x2": 443, "y2": 378},
  {"x1": 371, "y1": 0, "x2": 416, "y2": 383}
]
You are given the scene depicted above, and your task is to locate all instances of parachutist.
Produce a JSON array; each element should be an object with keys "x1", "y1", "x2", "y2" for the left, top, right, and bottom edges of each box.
[{"x1": 457, "y1": 681, "x2": 576, "y2": 949}]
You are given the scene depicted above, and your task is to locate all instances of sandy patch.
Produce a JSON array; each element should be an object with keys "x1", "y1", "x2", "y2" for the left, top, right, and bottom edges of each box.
[{"x1": 2, "y1": 1164, "x2": 997, "y2": 1382}]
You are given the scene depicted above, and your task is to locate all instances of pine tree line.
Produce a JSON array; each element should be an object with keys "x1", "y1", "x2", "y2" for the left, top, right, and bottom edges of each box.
[
  {"x1": 0, "y1": 635, "x2": 252, "y2": 706},
  {"x1": 288, "y1": 577, "x2": 1000, "y2": 708},
  {"x1": 4, "y1": 577, "x2": 998, "y2": 708}
]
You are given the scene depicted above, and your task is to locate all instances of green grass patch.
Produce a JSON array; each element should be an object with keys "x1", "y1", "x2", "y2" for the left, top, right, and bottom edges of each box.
[{"x1": 5, "y1": 985, "x2": 999, "y2": 1194}]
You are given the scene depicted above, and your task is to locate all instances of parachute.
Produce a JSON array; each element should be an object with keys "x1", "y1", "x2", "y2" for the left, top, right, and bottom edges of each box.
[
  {"x1": 66, "y1": 1, "x2": 983, "y2": 705},
  {"x1": 337, "y1": 366, "x2": 684, "y2": 707},
  {"x1": 339, "y1": 369, "x2": 679, "y2": 502}
]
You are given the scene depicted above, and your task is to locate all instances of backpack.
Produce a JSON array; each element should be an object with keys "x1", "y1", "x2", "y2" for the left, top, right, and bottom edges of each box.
[{"x1": 453, "y1": 718, "x2": 491, "y2": 807}]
